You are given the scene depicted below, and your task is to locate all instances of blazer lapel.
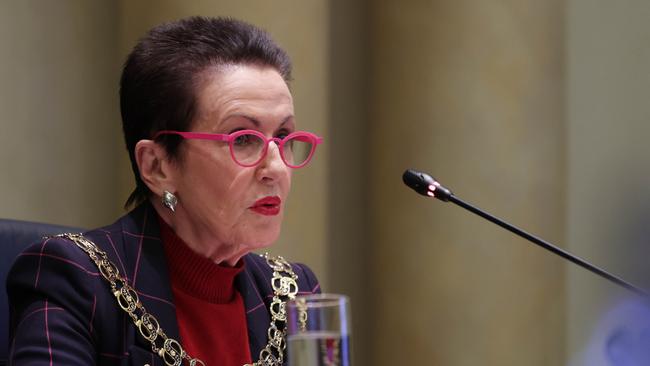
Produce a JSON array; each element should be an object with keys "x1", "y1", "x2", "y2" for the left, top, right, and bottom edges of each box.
[
  {"x1": 118, "y1": 203, "x2": 180, "y2": 345},
  {"x1": 237, "y1": 254, "x2": 272, "y2": 359}
]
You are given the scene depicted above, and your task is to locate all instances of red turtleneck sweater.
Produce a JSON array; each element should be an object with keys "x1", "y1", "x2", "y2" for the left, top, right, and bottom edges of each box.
[{"x1": 158, "y1": 217, "x2": 253, "y2": 365}]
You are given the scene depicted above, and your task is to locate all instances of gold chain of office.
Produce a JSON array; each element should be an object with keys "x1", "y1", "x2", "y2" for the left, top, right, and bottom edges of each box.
[{"x1": 53, "y1": 233, "x2": 301, "y2": 366}]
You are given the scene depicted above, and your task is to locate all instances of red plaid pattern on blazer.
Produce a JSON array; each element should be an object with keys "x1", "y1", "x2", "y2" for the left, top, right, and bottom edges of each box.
[{"x1": 7, "y1": 203, "x2": 320, "y2": 365}]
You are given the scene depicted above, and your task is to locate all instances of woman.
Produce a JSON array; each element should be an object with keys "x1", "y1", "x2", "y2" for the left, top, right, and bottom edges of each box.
[{"x1": 8, "y1": 17, "x2": 321, "y2": 366}]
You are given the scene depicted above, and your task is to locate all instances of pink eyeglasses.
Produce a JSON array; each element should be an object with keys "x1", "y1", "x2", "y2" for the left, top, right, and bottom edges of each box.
[{"x1": 153, "y1": 129, "x2": 323, "y2": 168}]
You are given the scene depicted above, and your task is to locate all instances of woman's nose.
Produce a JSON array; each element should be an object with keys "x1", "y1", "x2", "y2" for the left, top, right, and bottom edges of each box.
[{"x1": 256, "y1": 142, "x2": 286, "y2": 182}]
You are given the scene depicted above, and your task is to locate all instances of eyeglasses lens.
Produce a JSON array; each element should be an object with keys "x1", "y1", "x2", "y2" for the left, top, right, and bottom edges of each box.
[
  {"x1": 231, "y1": 133, "x2": 314, "y2": 167},
  {"x1": 232, "y1": 133, "x2": 265, "y2": 165},
  {"x1": 283, "y1": 135, "x2": 314, "y2": 167}
]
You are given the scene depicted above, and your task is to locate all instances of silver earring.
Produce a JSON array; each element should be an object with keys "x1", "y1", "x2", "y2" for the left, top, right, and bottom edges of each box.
[{"x1": 162, "y1": 190, "x2": 178, "y2": 212}]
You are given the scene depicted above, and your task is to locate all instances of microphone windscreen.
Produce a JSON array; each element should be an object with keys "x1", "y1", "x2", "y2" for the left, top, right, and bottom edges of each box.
[{"x1": 402, "y1": 169, "x2": 434, "y2": 196}]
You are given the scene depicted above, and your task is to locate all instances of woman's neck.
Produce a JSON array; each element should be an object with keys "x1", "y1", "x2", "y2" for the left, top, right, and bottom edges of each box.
[{"x1": 151, "y1": 199, "x2": 248, "y2": 266}]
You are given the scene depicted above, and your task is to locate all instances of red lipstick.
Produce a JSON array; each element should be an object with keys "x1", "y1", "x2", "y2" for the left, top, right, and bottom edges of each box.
[{"x1": 250, "y1": 196, "x2": 281, "y2": 216}]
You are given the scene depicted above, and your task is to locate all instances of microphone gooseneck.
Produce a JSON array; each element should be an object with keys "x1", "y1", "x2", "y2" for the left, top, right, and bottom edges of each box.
[{"x1": 402, "y1": 168, "x2": 649, "y2": 298}]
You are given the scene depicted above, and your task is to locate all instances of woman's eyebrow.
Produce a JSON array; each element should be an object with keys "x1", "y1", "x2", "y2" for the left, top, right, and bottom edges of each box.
[
  {"x1": 226, "y1": 114, "x2": 294, "y2": 127},
  {"x1": 229, "y1": 114, "x2": 260, "y2": 127}
]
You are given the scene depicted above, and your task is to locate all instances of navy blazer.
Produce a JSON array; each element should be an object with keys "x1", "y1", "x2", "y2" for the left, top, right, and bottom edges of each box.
[{"x1": 7, "y1": 203, "x2": 320, "y2": 365}]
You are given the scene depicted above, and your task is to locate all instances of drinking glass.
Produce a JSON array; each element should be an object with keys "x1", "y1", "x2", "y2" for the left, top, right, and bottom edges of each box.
[{"x1": 286, "y1": 294, "x2": 352, "y2": 366}]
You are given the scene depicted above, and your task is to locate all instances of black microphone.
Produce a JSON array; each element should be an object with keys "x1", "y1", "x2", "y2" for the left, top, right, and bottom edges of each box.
[
  {"x1": 402, "y1": 169, "x2": 452, "y2": 201},
  {"x1": 402, "y1": 168, "x2": 648, "y2": 297}
]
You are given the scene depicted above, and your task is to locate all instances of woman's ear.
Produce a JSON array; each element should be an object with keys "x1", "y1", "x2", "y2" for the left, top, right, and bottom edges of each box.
[{"x1": 135, "y1": 140, "x2": 176, "y2": 196}]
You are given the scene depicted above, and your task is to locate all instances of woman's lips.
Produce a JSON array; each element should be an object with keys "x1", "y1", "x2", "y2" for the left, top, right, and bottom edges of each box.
[{"x1": 249, "y1": 196, "x2": 281, "y2": 216}]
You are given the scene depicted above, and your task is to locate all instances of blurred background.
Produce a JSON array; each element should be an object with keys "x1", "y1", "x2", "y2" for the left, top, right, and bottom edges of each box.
[{"x1": 1, "y1": 0, "x2": 650, "y2": 365}]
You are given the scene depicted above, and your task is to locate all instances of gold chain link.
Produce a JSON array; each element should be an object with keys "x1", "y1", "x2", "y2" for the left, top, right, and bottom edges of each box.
[{"x1": 52, "y1": 233, "x2": 301, "y2": 366}]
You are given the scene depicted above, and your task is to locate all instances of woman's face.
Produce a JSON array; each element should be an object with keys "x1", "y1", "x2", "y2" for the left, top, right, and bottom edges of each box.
[{"x1": 168, "y1": 65, "x2": 294, "y2": 261}]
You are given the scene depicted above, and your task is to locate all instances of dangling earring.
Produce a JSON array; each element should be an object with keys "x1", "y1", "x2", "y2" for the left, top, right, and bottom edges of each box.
[{"x1": 162, "y1": 190, "x2": 178, "y2": 212}]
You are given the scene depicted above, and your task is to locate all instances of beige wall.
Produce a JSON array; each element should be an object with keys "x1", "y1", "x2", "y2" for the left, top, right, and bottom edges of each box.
[
  {"x1": 0, "y1": 0, "x2": 121, "y2": 227},
  {"x1": 367, "y1": 1, "x2": 566, "y2": 364},
  {"x1": 567, "y1": 1, "x2": 650, "y2": 364},
  {"x1": 327, "y1": 0, "x2": 370, "y2": 362}
]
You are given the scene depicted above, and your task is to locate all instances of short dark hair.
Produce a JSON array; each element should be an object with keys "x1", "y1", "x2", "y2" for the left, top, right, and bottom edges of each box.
[{"x1": 120, "y1": 16, "x2": 292, "y2": 208}]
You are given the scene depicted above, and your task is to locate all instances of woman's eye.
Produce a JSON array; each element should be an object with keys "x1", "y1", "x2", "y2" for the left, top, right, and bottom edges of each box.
[{"x1": 234, "y1": 134, "x2": 253, "y2": 146}]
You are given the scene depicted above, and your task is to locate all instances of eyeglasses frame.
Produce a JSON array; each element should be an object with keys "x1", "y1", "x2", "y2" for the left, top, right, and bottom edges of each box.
[{"x1": 153, "y1": 129, "x2": 323, "y2": 168}]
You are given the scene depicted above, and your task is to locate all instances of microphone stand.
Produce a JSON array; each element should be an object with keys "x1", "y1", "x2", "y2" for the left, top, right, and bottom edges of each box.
[{"x1": 402, "y1": 169, "x2": 649, "y2": 298}]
